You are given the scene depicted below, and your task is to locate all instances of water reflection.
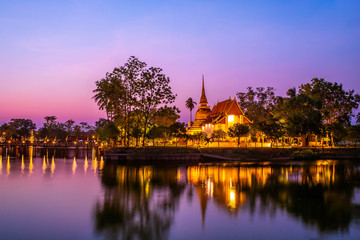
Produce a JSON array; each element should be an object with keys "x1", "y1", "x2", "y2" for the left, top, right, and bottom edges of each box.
[
  {"x1": 84, "y1": 156, "x2": 89, "y2": 173},
  {"x1": 7, "y1": 155, "x2": 10, "y2": 175},
  {"x1": 96, "y1": 162, "x2": 360, "y2": 239},
  {"x1": 0, "y1": 146, "x2": 102, "y2": 176},
  {"x1": 187, "y1": 163, "x2": 360, "y2": 233},
  {"x1": 72, "y1": 157, "x2": 77, "y2": 175},
  {"x1": 1, "y1": 146, "x2": 360, "y2": 239},
  {"x1": 94, "y1": 165, "x2": 186, "y2": 240},
  {"x1": 0, "y1": 145, "x2": 101, "y2": 160}
]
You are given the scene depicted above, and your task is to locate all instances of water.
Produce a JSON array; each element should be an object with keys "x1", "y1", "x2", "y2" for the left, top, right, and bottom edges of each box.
[{"x1": 1, "y1": 147, "x2": 360, "y2": 240}]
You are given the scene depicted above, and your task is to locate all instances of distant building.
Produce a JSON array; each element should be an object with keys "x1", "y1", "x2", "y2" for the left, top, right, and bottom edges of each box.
[{"x1": 188, "y1": 76, "x2": 251, "y2": 136}]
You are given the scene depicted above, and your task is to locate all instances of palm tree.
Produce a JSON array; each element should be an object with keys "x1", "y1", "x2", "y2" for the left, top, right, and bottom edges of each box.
[
  {"x1": 93, "y1": 75, "x2": 122, "y2": 121},
  {"x1": 185, "y1": 97, "x2": 197, "y2": 124}
]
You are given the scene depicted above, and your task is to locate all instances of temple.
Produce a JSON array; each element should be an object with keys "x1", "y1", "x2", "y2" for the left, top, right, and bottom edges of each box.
[{"x1": 188, "y1": 76, "x2": 251, "y2": 135}]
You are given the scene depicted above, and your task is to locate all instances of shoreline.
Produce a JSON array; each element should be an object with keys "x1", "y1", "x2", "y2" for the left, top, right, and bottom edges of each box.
[{"x1": 104, "y1": 147, "x2": 360, "y2": 164}]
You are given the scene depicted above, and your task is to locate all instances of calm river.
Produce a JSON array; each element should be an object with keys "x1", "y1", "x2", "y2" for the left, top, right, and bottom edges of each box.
[{"x1": 1, "y1": 146, "x2": 360, "y2": 240}]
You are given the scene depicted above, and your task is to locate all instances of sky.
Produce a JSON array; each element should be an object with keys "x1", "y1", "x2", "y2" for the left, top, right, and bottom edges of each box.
[{"x1": 0, "y1": 0, "x2": 359, "y2": 126}]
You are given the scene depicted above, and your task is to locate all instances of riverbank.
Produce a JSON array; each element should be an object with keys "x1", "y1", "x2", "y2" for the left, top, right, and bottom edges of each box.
[{"x1": 104, "y1": 147, "x2": 360, "y2": 164}]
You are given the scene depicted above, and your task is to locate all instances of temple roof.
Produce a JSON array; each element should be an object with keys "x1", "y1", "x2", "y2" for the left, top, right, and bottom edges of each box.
[
  {"x1": 199, "y1": 75, "x2": 208, "y2": 106},
  {"x1": 211, "y1": 98, "x2": 244, "y2": 116},
  {"x1": 200, "y1": 98, "x2": 251, "y2": 126}
]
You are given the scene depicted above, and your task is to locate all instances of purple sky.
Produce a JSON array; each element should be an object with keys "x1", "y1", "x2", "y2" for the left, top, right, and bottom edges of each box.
[{"x1": 1, "y1": 0, "x2": 359, "y2": 126}]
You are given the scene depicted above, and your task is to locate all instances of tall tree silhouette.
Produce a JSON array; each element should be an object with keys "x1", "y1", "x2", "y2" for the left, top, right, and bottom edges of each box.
[{"x1": 185, "y1": 97, "x2": 197, "y2": 124}]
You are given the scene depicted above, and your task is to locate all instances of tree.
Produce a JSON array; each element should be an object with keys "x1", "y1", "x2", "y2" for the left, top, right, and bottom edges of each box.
[
  {"x1": 227, "y1": 123, "x2": 250, "y2": 148},
  {"x1": 95, "y1": 118, "x2": 108, "y2": 130},
  {"x1": 258, "y1": 115, "x2": 285, "y2": 148},
  {"x1": 169, "y1": 122, "x2": 186, "y2": 147},
  {"x1": 299, "y1": 78, "x2": 360, "y2": 146},
  {"x1": 93, "y1": 72, "x2": 126, "y2": 122},
  {"x1": 131, "y1": 126, "x2": 142, "y2": 147},
  {"x1": 93, "y1": 58, "x2": 139, "y2": 145},
  {"x1": 161, "y1": 126, "x2": 172, "y2": 147},
  {"x1": 347, "y1": 125, "x2": 360, "y2": 146},
  {"x1": 93, "y1": 56, "x2": 177, "y2": 147},
  {"x1": 185, "y1": 98, "x2": 197, "y2": 124},
  {"x1": 193, "y1": 132, "x2": 207, "y2": 146},
  {"x1": 6, "y1": 119, "x2": 36, "y2": 139},
  {"x1": 146, "y1": 125, "x2": 164, "y2": 147},
  {"x1": 98, "y1": 122, "x2": 120, "y2": 147},
  {"x1": 211, "y1": 129, "x2": 227, "y2": 147},
  {"x1": 135, "y1": 64, "x2": 176, "y2": 146},
  {"x1": 0, "y1": 123, "x2": 9, "y2": 140},
  {"x1": 277, "y1": 90, "x2": 322, "y2": 147},
  {"x1": 152, "y1": 106, "x2": 180, "y2": 127},
  {"x1": 237, "y1": 87, "x2": 279, "y2": 122},
  {"x1": 73, "y1": 125, "x2": 83, "y2": 138},
  {"x1": 236, "y1": 87, "x2": 279, "y2": 143},
  {"x1": 64, "y1": 119, "x2": 75, "y2": 136},
  {"x1": 38, "y1": 117, "x2": 67, "y2": 141},
  {"x1": 44, "y1": 116, "x2": 57, "y2": 127}
]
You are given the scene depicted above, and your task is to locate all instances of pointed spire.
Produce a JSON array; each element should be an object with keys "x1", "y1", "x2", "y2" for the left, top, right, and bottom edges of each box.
[{"x1": 200, "y1": 75, "x2": 208, "y2": 106}]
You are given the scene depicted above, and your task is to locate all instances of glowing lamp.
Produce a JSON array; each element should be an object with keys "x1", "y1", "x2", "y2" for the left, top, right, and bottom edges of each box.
[{"x1": 228, "y1": 115, "x2": 234, "y2": 123}]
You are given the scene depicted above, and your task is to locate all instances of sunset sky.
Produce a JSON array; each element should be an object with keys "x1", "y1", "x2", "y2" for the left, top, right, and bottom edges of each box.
[{"x1": 1, "y1": 0, "x2": 359, "y2": 126}]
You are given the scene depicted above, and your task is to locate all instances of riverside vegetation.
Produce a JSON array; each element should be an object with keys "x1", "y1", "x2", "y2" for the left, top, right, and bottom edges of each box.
[{"x1": 1, "y1": 57, "x2": 360, "y2": 151}]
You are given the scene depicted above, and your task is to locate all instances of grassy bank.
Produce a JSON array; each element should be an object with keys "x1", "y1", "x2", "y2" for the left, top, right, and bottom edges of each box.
[
  {"x1": 106, "y1": 146, "x2": 360, "y2": 162},
  {"x1": 199, "y1": 147, "x2": 360, "y2": 160}
]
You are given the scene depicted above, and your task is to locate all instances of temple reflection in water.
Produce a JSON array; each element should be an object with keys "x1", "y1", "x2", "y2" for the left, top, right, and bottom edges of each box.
[
  {"x1": 93, "y1": 161, "x2": 360, "y2": 238},
  {"x1": 1, "y1": 146, "x2": 360, "y2": 239},
  {"x1": 187, "y1": 161, "x2": 337, "y2": 215}
]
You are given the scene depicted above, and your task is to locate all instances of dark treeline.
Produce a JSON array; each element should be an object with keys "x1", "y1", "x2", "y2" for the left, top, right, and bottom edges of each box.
[
  {"x1": 1, "y1": 56, "x2": 360, "y2": 148},
  {"x1": 0, "y1": 116, "x2": 98, "y2": 144},
  {"x1": 92, "y1": 56, "x2": 360, "y2": 148},
  {"x1": 237, "y1": 78, "x2": 360, "y2": 147}
]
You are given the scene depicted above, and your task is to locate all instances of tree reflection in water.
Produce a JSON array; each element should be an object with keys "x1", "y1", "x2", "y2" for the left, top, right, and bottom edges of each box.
[
  {"x1": 94, "y1": 165, "x2": 185, "y2": 240},
  {"x1": 94, "y1": 162, "x2": 360, "y2": 239},
  {"x1": 187, "y1": 162, "x2": 360, "y2": 233}
]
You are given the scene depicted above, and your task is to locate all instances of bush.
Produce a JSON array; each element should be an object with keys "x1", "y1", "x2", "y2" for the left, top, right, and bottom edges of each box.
[{"x1": 291, "y1": 149, "x2": 319, "y2": 160}]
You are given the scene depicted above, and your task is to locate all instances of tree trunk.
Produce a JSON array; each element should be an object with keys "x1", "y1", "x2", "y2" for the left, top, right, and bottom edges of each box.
[
  {"x1": 142, "y1": 116, "x2": 149, "y2": 147},
  {"x1": 301, "y1": 136, "x2": 307, "y2": 147}
]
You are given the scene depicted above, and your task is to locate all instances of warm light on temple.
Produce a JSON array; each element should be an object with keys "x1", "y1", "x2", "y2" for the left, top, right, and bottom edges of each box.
[{"x1": 228, "y1": 115, "x2": 234, "y2": 123}]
